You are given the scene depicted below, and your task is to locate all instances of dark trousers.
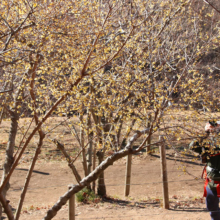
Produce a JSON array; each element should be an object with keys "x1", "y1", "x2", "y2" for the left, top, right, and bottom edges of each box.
[{"x1": 206, "y1": 186, "x2": 220, "y2": 220}]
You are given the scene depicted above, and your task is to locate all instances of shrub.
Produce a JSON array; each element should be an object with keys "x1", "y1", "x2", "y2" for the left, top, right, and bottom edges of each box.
[{"x1": 76, "y1": 188, "x2": 98, "y2": 203}]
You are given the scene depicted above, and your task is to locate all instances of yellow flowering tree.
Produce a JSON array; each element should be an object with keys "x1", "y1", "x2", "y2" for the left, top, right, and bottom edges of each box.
[{"x1": 0, "y1": 0, "x2": 220, "y2": 219}]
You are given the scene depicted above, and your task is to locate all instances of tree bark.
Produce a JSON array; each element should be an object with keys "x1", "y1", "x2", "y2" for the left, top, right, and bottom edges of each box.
[
  {"x1": 87, "y1": 112, "x2": 93, "y2": 174},
  {"x1": 80, "y1": 114, "x2": 88, "y2": 177},
  {"x1": 125, "y1": 154, "x2": 132, "y2": 196},
  {"x1": 1, "y1": 112, "x2": 19, "y2": 196},
  {"x1": 96, "y1": 150, "x2": 106, "y2": 196},
  {"x1": 0, "y1": 194, "x2": 14, "y2": 220},
  {"x1": 0, "y1": 111, "x2": 19, "y2": 219},
  {"x1": 0, "y1": 106, "x2": 5, "y2": 125}
]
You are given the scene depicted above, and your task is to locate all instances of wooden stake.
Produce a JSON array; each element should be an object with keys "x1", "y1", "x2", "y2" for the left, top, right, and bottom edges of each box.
[
  {"x1": 159, "y1": 136, "x2": 169, "y2": 209},
  {"x1": 68, "y1": 185, "x2": 75, "y2": 220},
  {"x1": 92, "y1": 146, "x2": 96, "y2": 192},
  {"x1": 147, "y1": 114, "x2": 151, "y2": 154},
  {"x1": 125, "y1": 153, "x2": 132, "y2": 196}
]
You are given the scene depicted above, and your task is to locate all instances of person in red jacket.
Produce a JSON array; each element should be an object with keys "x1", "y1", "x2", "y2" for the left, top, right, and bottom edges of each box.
[{"x1": 190, "y1": 121, "x2": 220, "y2": 220}]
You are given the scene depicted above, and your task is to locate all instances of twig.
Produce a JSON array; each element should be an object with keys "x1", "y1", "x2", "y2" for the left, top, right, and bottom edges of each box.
[
  {"x1": 70, "y1": 134, "x2": 98, "y2": 164},
  {"x1": 44, "y1": 117, "x2": 70, "y2": 135},
  {"x1": 80, "y1": 6, "x2": 112, "y2": 76},
  {"x1": 90, "y1": 26, "x2": 135, "y2": 75}
]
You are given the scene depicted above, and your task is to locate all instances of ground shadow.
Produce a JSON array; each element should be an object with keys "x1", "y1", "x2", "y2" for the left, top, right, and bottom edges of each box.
[
  {"x1": 0, "y1": 168, "x2": 49, "y2": 175},
  {"x1": 170, "y1": 207, "x2": 207, "y2": 213},
  {"x1": 102, "y1": 196, "x2": 160, "y2": 209},
  {"x1": 16, "y1": 168, "x2": 50, "y2": 175},
  {"x1": 151, "y1": 154, "x2": 204, "y2": 167}
]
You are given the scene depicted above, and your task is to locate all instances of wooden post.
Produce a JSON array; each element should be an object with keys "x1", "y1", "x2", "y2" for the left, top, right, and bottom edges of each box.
[
  {"x1": 92, "y1": 146, "x2": 96, "y2": 192},
  {"x1": 125, "y1": 153, "x2": 132, "y2": 196},
  {"x1": 147, "y1": 114, "x2": 151, "y2": 155},
  {"x1": 159, "y1": 136, "x2": 169, "y2": 209},
  {"x1": 68, "y1": 185, "x2": 75, "y2": 220}
]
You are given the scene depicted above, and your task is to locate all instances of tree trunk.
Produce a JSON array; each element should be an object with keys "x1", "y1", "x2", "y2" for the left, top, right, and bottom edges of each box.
[
  {"x1": 1, "y1": 112, "x2": 19, "y2": 193},
  {"x1": 0, "y1": 82, "x2": 9, "y2": 125},
  {"x1": 0, "y1": 106, "x2": 5, "y2": 125},
  {"x1": 80, "y1": 114, "x2": 88, "y2": 177},
  {"x1": 87, "y1": 112, "x2": 93, "y2": 174},
  {"x1": 0, "y1": 111, "x2": 19, "y2": 218},
  {"x1": 125, "y1": 154, "x2": 132, "y2": 196},
  {"x1": 96, "y1": 150, "x2": 106, "y2": 196}
]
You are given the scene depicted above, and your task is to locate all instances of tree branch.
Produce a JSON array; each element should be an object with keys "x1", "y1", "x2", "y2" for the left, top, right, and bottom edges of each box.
[
  {"x1": 203, "y1": 0, "x2": 220, "y2": 14},
  {"x1": 0, "y1": 194, "x2": 14, "y2": 220},
  {"x1": 0, "y1": 89, "x2": 13, "y2": 94}
]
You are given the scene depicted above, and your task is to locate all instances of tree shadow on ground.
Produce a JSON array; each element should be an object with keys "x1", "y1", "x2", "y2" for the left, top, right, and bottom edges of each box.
[
  {"x1": 0, "y1": 168, "x2": 49, "y2": 175},
  {"x1": 16, "y1": 168, "x2": 50, "y2": 175},
  {"x1": 170, "y1": 207, "x2": 207, "y2": 213},
  {"x1": 102, "y1": 194, "x2": 209, "y2": 213},
  {"x1": 102, "y1": 196, "x2": 161, "y2": 209},
  {"x1": 150, "y1": 153, "x2": 203, "y2": 167}
]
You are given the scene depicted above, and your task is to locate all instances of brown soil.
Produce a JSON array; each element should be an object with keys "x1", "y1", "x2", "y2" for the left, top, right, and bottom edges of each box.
[{"x1": 1, "y1": 150, "x2": 210, "y2": 220}]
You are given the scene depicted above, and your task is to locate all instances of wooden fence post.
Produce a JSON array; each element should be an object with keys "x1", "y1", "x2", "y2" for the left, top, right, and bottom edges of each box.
[
  {"x1": 92, "y1": 146, "x2": 96, "y2": 192},
  {"x1": 159, "y1": 136, "x2": 169, "y2": 209},
  {"x1": 68, "y1": 185, "x2": 75, "y2": 220},
  {"x1": 147, "y1": 114, "x2": 151, "y2": 155},
  {"x1": 125, "y1": 153, "x2": 132, "y2": 196}
]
